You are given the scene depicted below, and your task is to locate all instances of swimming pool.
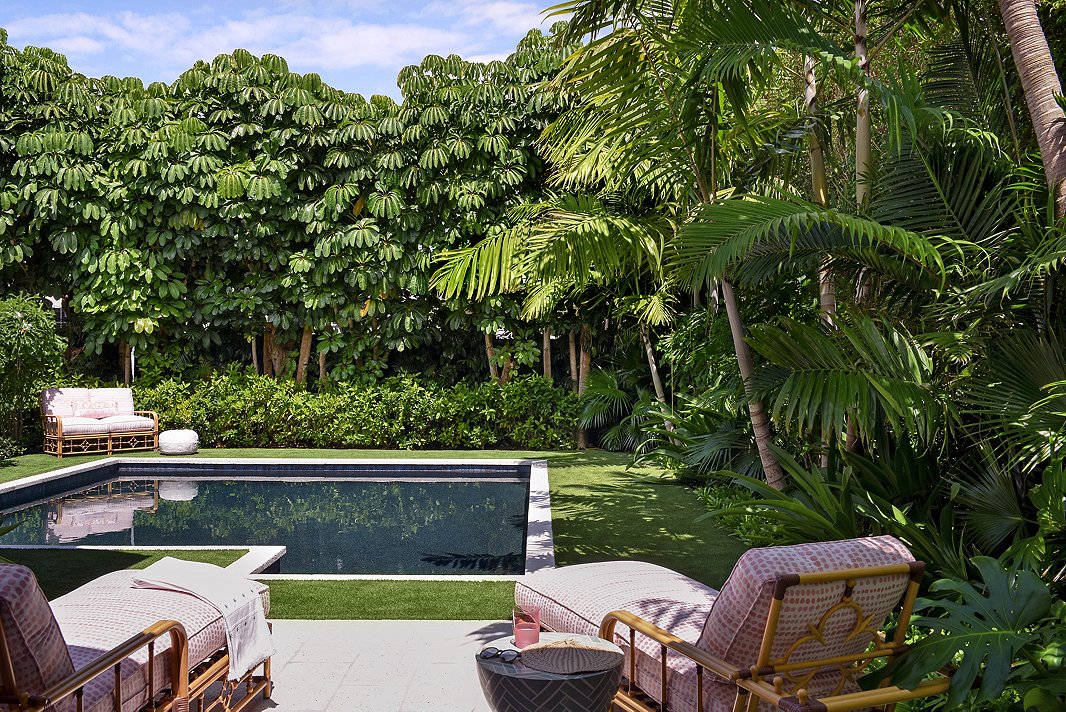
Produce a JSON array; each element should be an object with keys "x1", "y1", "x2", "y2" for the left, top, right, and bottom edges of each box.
[{"x1": 0, "y1": 459, "x2": 554, "y2": 577}]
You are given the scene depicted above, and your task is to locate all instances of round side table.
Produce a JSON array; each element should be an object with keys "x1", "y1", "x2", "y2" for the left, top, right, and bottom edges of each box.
[{"x1": 475, "y1": 633, "x2": 623, "y2": 712}]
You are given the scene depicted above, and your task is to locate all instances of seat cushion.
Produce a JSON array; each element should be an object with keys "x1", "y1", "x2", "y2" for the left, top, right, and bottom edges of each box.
[
  {"x1": 517, "y1": 561, "x2": 720, "y2": 711},
  {"x1": 57, "y1": 417, "x2": 112, "y2": 435},
  {"x1": 101, "y1": 415, "x2": 155, "y2": 433},
  {"x1": 51, "y1": 570, "x2": 269, "y2": 712},
  {"x1": 0, "y1": 565, "x2": 76, "y2": 712}
]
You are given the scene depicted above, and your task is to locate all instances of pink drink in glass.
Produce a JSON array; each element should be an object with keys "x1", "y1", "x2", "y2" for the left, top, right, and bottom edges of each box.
[{"x1": 513, "y1": 605, "x2": 541, "y2": 648}]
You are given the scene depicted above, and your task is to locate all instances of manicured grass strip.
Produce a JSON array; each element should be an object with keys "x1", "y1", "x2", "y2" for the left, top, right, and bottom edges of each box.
[
  {"x1": 263, "y1": 579, "x2": 516, "y2": 620},
  {"x1": 3, "y1": 548, "x2": 246, "y2": 598}
]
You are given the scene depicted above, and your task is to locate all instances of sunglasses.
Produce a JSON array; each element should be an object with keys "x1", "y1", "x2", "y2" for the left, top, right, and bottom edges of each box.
[{"x1": 479, "y1": 647, "x2": 521, "y2": 663}]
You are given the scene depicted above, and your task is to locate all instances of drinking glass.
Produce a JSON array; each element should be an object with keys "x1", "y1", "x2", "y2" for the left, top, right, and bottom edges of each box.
[{"x1": 512, "y1": 604, "x2": 540, "y2": 648}]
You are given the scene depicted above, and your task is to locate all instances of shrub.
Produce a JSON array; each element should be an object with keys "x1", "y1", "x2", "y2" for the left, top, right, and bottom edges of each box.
[
  {"x1": 135, "y1": 371, "x2": 579, "y2": 450},
  {"x1": 0, "y1": 296, "x2": 65, "y2": 439},
  {"x1": 0, "y1": 435, "x2": 25, "y2": 463}
]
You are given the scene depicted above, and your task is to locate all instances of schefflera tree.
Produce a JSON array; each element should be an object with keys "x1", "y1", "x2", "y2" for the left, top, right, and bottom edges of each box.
[{"x1": 403, "y1": 26, "x2": 575, "y2": 383}]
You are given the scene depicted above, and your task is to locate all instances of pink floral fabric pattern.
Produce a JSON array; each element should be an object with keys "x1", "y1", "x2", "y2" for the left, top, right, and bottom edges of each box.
[{"x1": 0, "y1": 565, "x2": 75, "y2": 712}]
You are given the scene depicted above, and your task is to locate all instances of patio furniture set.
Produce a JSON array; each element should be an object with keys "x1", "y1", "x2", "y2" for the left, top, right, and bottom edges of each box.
[
  {"x1": 1, "y1": 534, "x2": 951, "y2": 712},
  {"x1": 41, "y1": 387, "x2": 197, "y2": 458}
]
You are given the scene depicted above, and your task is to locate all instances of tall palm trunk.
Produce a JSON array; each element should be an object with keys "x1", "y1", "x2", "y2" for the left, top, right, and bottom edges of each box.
[
  {"x1": 576, "y1": 323, "x2": 591, "y2": 449},
  {"x1": 855, "y1": 0, "x2": 872, "y2": 212},
  {"x1": 998, "y1": 0, "x2": 1066, "y2": 218},
  {"x1": 568, "y1": 328, "x2": 579, "y2": 392},
  {"x1": 806, "y1": 56, "x2": 837, "y2": 324},
  {"x1": 720, "y1": 280, "x2": 786, "y2": 489},
  {"x1": 542, "y1": 329, "x2": 553, "y2": 382},
  {"x1": 639, "y1": 324, "x2": 668, "y2": 404}
]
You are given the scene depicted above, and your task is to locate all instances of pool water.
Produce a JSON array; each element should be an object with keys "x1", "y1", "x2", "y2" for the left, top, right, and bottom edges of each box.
[{"x1": 0, "y1": 477, "x2": 529, "y2": 575}]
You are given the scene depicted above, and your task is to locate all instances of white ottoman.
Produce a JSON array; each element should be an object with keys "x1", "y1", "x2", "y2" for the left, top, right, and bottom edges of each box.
[{"x1": 159, "y1": 429, "x2": 199, "y2": 455}]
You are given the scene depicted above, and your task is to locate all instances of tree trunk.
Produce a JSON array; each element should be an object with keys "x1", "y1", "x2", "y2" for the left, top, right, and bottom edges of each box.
[
  {"x1": 251, "y1": 337, "x2": 259, "y2": 374},
  {"x1": 806, "y1": 55, "x2": 837, "y2": 325},
  {"x1": 720, "y1": 279, "x2": 786, "y2": 489},
  {"x1": 500, "y1": 355, "x2": 515, "y2": 384},
  {"x1": 576, "y1": 323, "x2": 592, "y2": 450},
  {"x1": 319, "y1": 350, "x2": 328, "y2": 385},
  {"x1": 542, "y1": 329, "x2": 552, "y2": 382},
  {"x1": 568, "y1": 328, "x2": 579, "y2": 393},
  {"x1": 998, "y1": 0, "x2": 1066, "y2": 218},
  {"x1": 262, "y1": 326, "x2": 274, "y2": 377},
  {"x1": 855, "y1": 0, "x2": 872, "y2": 213},
  {"x1": 295, "y1": 324, "x2": 313, "y2": 385},
  {"x1": 639, "y1": 324, "x2": 667, "y2": 404},
  {"x1": 119, "y1": 341, "x2": 132, "y2": 386},
  {"x1": 484, "y1": 332, "x2": 499, "y2": 381}
]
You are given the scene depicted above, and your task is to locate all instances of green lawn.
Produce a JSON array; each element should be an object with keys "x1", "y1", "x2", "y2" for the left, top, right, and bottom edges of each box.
[
  {"x1": 3, "y1": 448, "x2": 747, "y2": 618},
  {"x1": 1, "y1": 548, "x2": 246, "y2": 597}
]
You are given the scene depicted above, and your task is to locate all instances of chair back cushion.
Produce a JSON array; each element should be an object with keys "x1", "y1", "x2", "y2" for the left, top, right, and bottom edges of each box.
[
  {"x1": 89, "y1": 388, "x2": 135, "y2": 416},
  {"x1": 41, "y1": 388, "x2": 92, "y2": 418},
  {"x1": 0, "y1": 565, "x2": 74, "y2": 705},
  {"x1": 697, "y1": 536, "x2": 914, "y2": 673},
  {"x1": 41, "y1": 388, "x2": 135, "y2": 419}
]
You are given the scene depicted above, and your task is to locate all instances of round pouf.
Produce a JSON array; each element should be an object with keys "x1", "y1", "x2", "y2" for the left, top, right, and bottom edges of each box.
[{"x1": 159, "y1": 429, "x2": 199, "y2": 455}]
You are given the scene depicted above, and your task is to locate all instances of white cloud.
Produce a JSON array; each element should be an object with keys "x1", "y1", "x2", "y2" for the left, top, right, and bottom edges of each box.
[
  {"x1": 2, "y1": 2, "x2": 545, "y2": 93},
  {"x1": 45, "y1": 36, "x2": 106, "y2": 56}
]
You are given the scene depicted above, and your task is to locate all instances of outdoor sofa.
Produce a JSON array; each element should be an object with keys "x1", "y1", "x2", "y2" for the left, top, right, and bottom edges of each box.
[
  {"x1": 517, "y1": 535, "x2": 951, "y2": 711},
  {"x1": 0, "y1": 564, "x2": 271, "y2": 712},
  {"x1": 41, "y1": 388, "x2": 158, "y2": 458}
]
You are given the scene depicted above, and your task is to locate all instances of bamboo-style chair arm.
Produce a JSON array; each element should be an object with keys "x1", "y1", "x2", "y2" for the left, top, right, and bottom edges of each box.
[
  {"x1": 737, "y1": 668, "x2": 952, "y2": 712},
  {"x1": 31, "y1": 620, "x2": 190, "y2": 712},
  {"x1": 600, "y1": 609, "x2": 742, "y2": 683},
  {"x1": 42, "y1": 414, "x2": 62, "y2": 435},
  {"x1": 133, "y1": 410, "x2": 158, "y2": 422}
]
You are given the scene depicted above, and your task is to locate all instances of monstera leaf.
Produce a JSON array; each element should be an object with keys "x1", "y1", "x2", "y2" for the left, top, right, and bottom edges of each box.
[{"x1": 889, "y1": 557, "x2": 1052, "y2": 706}]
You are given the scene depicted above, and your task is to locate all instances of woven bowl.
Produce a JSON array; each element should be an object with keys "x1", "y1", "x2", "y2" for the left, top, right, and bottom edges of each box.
[{"x1": 520, "y1": 637, "x2": 624, "y2": 675}]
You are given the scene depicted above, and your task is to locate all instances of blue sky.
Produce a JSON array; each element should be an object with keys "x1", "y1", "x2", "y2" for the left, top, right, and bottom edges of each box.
[{"x1": 0, "y1": 0, "x2": 552, "y2": 98}]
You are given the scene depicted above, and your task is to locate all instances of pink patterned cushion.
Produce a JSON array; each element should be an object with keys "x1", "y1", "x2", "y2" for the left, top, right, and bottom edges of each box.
[
  {"x1": 72, "y1": 401, "x2": 119, "y2": 418},
  {"x1": 100, "y1": 415, "x2": 155, "y2": 433},
  {"x1": 89, "y1": 389, "x2": 135, "y2": 416},
  {"x1": 51, "y1": 570, "x2": 269, "y2": 712},
  {"x1": 0, "y1": 565, "x2": 75, "y2": 712},
  {"x1": 698, "y1": 535, "x2": 914, "y2": 672},
  {"x1": 57, "y1": 417, "x2": 112, "y2": 435},
  {"x1": 517, "y1": 561, "x2": 720, "y2": 710},
  {"x1": 41, "y1": 388, "x2": 92, "y2": 418}
]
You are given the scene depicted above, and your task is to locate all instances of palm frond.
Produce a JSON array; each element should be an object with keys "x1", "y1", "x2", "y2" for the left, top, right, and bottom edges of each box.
[{"x1": 675, "y1": 194, "x2": 948, "y2": 288}]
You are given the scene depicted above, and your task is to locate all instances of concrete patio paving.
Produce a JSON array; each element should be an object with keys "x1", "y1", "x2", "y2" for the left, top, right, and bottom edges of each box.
[{"x1": 244, "y1": 620, "x2": 511, "y2": 712}]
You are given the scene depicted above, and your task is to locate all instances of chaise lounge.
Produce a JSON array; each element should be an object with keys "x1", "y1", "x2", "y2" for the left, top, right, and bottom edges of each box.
[
  {"x1": 517, "y1": 535, "x2": 951, "y2": 711},
  {"x1": 0, "y1": 564, "x2": 271, "y2": 712},
  {"x1": 41, "y1": 388, "x2": 158, "y2": 458}
]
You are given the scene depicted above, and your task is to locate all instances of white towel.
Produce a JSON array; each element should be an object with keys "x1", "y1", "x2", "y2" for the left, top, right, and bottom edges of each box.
[{"x1": 132, "y1": 557, "x2": 273, "y2": 680}]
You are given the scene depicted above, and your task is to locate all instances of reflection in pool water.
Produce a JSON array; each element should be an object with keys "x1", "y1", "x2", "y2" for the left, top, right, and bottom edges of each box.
[{"x1": 1, "y1": 477, "x2": 528, "y2": 575}]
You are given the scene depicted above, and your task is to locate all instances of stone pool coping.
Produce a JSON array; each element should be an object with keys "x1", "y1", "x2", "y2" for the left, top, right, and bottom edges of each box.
[
  {"x1": 0, "y1": 543, "x2": 287, "y2": 575},
  {"x1": 0, "y1": 457, "x2": 555, "y2": 581}
]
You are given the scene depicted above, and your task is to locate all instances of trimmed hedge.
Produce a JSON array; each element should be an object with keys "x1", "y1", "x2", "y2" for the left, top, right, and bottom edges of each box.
[{"x1": 135, "y1": 371, "x2": 579, "y2": 450}]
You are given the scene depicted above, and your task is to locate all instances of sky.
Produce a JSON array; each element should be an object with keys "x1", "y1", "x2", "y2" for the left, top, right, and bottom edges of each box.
[{"x1": 0, "y1": 0, "x2": 553, "y2": 98}]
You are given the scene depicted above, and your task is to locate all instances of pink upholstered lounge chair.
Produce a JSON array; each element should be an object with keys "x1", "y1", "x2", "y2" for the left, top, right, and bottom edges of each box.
[
  {"x1": 517, "y1": 536, "x2": 951, "y2": 711},
  {"x1": 0, "y1": 565, "x2": 271, "y2": 712}
]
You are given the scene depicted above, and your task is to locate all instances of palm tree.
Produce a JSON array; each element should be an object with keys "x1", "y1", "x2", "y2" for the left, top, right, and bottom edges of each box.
[{"x1": 996, "y1": 0, "x2": 1066, "y2": 218}]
